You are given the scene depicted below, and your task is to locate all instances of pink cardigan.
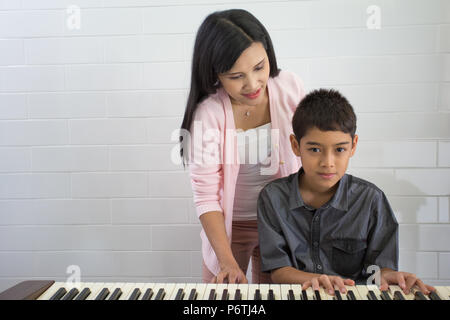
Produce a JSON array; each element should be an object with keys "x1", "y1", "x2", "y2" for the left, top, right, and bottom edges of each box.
[{"x1": 188, "y1": 70, "x2": 305, "y2": 275}]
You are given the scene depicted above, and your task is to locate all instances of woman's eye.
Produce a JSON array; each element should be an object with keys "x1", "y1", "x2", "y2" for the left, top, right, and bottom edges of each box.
[{"x1": 229, "y1": 75, "x2": 242, "y2": 80}]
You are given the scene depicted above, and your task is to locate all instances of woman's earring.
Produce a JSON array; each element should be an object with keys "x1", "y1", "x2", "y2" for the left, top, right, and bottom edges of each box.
[{"x1": 214, "y1": 80, "x2": 220, "y2": 87}]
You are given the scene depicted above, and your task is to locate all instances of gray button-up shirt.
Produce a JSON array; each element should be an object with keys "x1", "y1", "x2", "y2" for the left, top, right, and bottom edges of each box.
[{"x1": 257, "y1": 167, "x2": 399, "y2": 282}]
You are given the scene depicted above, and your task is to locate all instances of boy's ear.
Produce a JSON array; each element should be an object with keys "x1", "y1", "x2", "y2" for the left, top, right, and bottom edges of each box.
[
  {"x1": 290, "y1": 134, "x2": 301, "y2": 156},
  {"x1": 350, "y1": 134, "x2": 358, "y2": 157}
]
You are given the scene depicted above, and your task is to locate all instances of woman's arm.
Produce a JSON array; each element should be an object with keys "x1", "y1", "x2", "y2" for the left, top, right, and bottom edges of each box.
[{"x1": 199, "y1": 211, "x2": 247, "y2": 283}]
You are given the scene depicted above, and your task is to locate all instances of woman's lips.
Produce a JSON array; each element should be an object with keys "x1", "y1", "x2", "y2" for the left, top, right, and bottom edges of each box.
[{"x1": 243, "y1": 88, "x2": 261, "y2": 99}]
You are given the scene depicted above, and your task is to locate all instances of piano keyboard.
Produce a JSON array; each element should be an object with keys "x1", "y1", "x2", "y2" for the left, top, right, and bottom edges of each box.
[{"x1": 1, "y1": 281, "x2": 449, "y2": 301}]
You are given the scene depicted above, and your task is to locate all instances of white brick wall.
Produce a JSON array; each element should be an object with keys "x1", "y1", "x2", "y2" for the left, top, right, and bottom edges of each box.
[{"x1": 0, "y1": 0, "x2": 449, "y2": 292}]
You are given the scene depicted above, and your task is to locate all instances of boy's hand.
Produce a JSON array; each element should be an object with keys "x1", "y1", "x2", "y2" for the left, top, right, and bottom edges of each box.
[
  {"x1": 302, "y1": 274, "x2": 355, "y2": 296},
  {"x1": 380, "y1": 268, "x2": 435, "y2": 295}
]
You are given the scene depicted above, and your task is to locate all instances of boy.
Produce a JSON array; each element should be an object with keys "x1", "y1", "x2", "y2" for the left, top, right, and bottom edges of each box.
[{"x1": 257, "y1": 89, "x2": 435, "y2": 297}]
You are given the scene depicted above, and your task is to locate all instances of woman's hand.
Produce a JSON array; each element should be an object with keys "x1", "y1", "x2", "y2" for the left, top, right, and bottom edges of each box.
[
  {"x1": 301, "y1": 274, "x2": 355, "y2": 295},
  {"x1": 212, "y1": 263, "x2": 248, "y2": 284}
]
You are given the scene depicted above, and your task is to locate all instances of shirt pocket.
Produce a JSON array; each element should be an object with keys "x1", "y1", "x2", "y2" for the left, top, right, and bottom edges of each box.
[{"x1": 331, "y1": 239, "x2": 367, "y2": 278}]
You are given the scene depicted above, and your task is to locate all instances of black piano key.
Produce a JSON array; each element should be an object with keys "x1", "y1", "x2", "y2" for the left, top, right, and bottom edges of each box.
[
  {"x1": 154, "y1": 288, "x2": 165, "y2": 301},
  {"x1": 141, "y1": 288, "x2": 153, "y2": 300},
  {"x1": 128, "y1": 288, "x2": 141, "y2": 300},
  {"x1": 175, "y1": 288, "x2": 185, "y2": 300},
  {"x1": 288, "y1": 289, "x2": 295, "y2": 300},
  {"x1": 62, "y1": 288, "x2": 79, "y2": 300},
  {"x1": 334, "y1": 290, "x2": 342, "y2": 300},
  {"x1": 428, "y1": 291, "x2": 441, "y2": 301},
  {"x1": 314, "y1": 290, "x2": 321, "y2": 301},
  {"x1": 95, "y1": 288, "x2": 110, "y2": 300},
  {"x1": 268, "y1": 289, "x2": 275, "y2": 300},
  {"x1": 347, "y1": 290, "x2": 356, "y2": 301},
  {"x1": 74, "y1": 288, "x2": 91, "y2": 300},
  {"x1": 414, "y1": 291, "x2": 427, "y2": 300},
  {"x1": 234, "y1": 289, "x2": 241, "y2": 300},
  {"x1": 49, "y1": 287, "x2": 67, "y2": 300},
  {"x1": 301, "y1": 290, "x2": 308, "y2": 300},
  {"x1": 393, "y1": 291, "x2": 405, "y2": 300},
  {"x1": 381, "y1": 290, "x2": 392, "y2": 300},
  {"x1": 221, "y1": 289, "x2": 229, "y2": 300},
  {"x1": 108, "y1": 288, "x2": 122, "y2": 300},
  {"x1": 367, "y1": 290, "x2": 378, "y2": 300},
  {"x1": 208, "y1": 289, "x2": 216, "y2": 301},
  {"x1": 254, "y1": 289, "x2": 261, "y2": 300},
  {"x1": 188, "y1": 289, "x2": 197, "y2": 301}
]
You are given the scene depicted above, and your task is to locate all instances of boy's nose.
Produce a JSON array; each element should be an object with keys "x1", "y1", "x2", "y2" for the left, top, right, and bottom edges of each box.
[{"x1": 320, "y1": 152, "x2": 335, "y2": 167}]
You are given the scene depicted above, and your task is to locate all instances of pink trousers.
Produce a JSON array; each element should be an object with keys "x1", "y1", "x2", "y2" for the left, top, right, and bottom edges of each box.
[{"x1": 202, "y1": 219, "x2": 272, "y2": 284}]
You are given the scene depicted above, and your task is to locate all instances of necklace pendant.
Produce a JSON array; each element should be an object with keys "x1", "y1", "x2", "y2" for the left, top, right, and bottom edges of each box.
[{"x1": 245, "y1": 111, "x2": 250, "y2": 117}]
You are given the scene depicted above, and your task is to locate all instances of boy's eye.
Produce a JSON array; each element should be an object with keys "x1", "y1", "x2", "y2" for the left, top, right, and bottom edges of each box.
[
  {"x1": 308, "y1": 148, "x2": 320, "y2": 153},
  {"x1": 337, "y1": 147, "x2": 346, "y2": 152}
]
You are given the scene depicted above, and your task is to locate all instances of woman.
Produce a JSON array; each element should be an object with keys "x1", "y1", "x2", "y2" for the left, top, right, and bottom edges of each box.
[{"x1": 179, "y1": 9, "x2": 305, "y2": 284}]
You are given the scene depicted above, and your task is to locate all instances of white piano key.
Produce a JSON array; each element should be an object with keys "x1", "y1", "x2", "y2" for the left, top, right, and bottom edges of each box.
[
  {"x1": 237, "y1": 283, "x2": 249, "y2": 300},
  {"x1": 139, "y1": 282, "x2": 156, "y2": 300},
  {"x1": 247, "y1": 284, "x2": 260, "y2": 300},
  {"x1": 118, "y1": 283, "x2": 138, "y2": 300},
  {"x1": 124, "y1": 282, "x2": 145, "y2": 300},
  {"x1": 226, "y1": 283, "x2": 239, "y2": 300},
  {"x1": 201, "y1": 283, "x2": 216, "y2": 300},
  {"x1": 37, "y1": 281, "x2": 66, "y2": 300},
  {"x1": 182, "y1": 283, "x2": 197, "y2": 300},
  {"x1": 345, "y1": 285, "x2": 362, "y2": 300},
  {"x1": 169, "y1": 283, "x2": 186, "y2": 300},
  {"x1": 215, "y1": 283, "x2": 229, "y2": 300},
  {"x1": 444, "y1": 286, "x2": 450, "y2": 300},
  {"x1": 74, "y1": 282, "x2": 93, "y2": 300},
  {"x1": 269, "y1": 284, "x2": 282, "y2": 300},
  {"x1": 107, "y1": 282, "x2": 126, "y2": 300},
  {"x1": 163, "y1": 283, "x2": 176, "y2": 300},
  {"x1": 305, "y1": 287, "x2": 315, "y2": 300},
  {"x1": 318, "y1": 287, "x2": 333, "y2": 300},
  {"x1": 390, "y1": 285, "x2": 415, "y2": 300},
  {"x1": 435, "y1": 286, "x2": 450, "y2": 300},
  {"x1": 354, "y1": 284, "x2": 372, "y2": 300},
  {"x1": 85, "y1": 282, "x2": 106, "y2": 300},
  {"x1": 280, "y1": 284, "x2": 292, "y2": 300},
  {"x1": 258, "y1": 284, "x2": 270, "y2": 300},
  {"x1": 289, "y1": 284, "x2": 303, "y2": 300},
  {"x1": 150, "y1": 283, "x2": 166, "y2": 300},
  {"x1": 195, "y1": 283, "x2": 208, "y2": 300}
]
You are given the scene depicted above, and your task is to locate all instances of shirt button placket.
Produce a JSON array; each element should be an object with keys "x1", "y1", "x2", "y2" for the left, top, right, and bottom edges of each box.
[{"x1": 311, "y1": 212, "x2": 322, "y2": 274}]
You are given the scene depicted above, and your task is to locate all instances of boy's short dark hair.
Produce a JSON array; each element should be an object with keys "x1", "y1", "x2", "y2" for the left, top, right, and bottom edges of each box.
[{"x1": 292, "y1": 88, "x2": 357, "y2": 143}]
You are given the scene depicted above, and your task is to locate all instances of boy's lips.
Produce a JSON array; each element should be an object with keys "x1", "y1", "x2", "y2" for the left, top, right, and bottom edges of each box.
[{"x1": 318, "y1": 173, "x2": 336, "y2": 179}]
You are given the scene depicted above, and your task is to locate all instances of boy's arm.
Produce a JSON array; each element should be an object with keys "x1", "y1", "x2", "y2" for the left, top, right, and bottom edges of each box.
[
  {"x1": 271, "y1": 266, "x2": 318, "y2": 283},
  {"x1": 256, "y1": 187, "x2": 294, "y2": 278},
  {"x1": 363, "y1": 190, "x2": 399, "y2": 275}
]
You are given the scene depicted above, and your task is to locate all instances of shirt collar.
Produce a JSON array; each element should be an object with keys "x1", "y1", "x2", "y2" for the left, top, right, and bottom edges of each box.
[{"x1": 289, "y1": 167, "x2": 349, "y2": 211}]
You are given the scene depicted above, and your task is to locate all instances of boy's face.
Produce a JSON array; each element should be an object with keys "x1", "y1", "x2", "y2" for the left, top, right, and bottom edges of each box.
[{"x1": 290, "y1": 127, "x2": 358, "y2": 192}]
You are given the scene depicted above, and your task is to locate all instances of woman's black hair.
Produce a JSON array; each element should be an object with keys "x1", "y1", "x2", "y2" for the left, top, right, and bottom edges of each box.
[{"x1": 179, "y1": 9, "x2": 280, "y2": 167}]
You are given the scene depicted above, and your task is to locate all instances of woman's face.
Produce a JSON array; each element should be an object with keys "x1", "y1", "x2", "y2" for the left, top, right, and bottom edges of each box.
[{"x1": 217, "y1": 41, "x2": 270, "y2": 107}]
